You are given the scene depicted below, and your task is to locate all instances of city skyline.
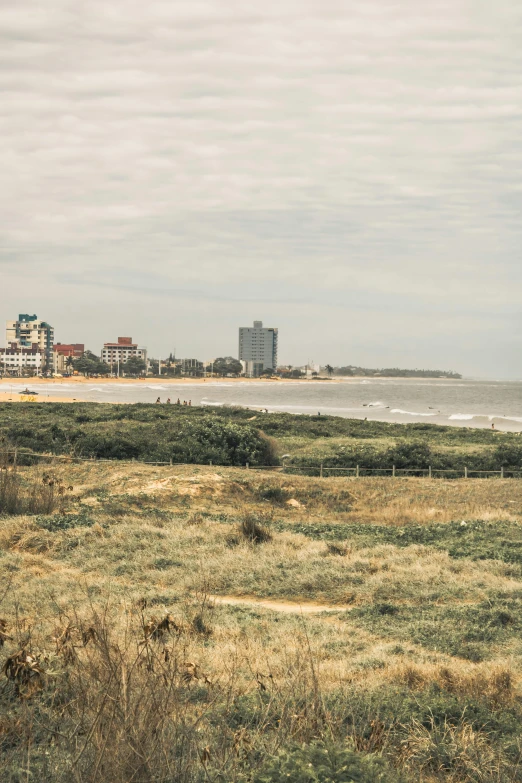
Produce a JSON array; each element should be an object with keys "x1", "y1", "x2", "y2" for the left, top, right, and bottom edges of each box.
[
  {"x1": 1, "y1": 311, "x2": 468, "y2": 376},
  {"x1": 1, "y1": 1, "x2": 521, "y2": 378}
]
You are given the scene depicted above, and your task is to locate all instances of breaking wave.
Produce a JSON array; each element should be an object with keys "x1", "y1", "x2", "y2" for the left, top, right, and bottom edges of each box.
[{"x1": 391, "y1": 409, "x2": 437, "y2": 417}]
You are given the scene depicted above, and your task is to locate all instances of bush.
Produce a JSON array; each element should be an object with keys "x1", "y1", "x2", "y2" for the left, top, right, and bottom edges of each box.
[
  {"x1": 257, "y1": 484, "x2": 291, "y2": 504},
  {"x1": 0, "y1": 406, "x2": 280, "y2": 467},
  {"x1": 0, "y1": 452, "x2": 73, "y2": 516},
  {"x1": 386, "y1": 441, "x2": 432, "y2": 469},
  {"x1": 239, "y1": 514, "x2": 273, "y2": 544}
]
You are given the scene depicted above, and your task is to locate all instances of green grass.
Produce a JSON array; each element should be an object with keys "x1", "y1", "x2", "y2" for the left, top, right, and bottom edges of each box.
[
  {"x1": 348, "y1": 598, "x2": 522, "y2": 662},
  {"x1": 274, "y1": 519, "x2": 522, "y2": 566}
]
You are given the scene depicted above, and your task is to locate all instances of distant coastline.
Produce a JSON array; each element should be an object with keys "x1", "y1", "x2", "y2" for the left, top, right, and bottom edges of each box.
[{"x1": 332, "y1": 367, "x2": 462, "y2": 379}]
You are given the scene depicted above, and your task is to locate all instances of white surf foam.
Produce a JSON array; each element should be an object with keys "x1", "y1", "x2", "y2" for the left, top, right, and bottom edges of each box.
[
  {"x1": 391, "y1": 409, "x2": 438, "y2": 417},
  {"x1": 449, "y1": 413, "x2": 522, "y2": 423}
]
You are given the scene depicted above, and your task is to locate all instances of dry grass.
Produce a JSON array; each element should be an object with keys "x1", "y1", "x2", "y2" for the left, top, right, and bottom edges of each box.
[{"x1": 1, "y1": 461, "x2": 522, "y2": 781}]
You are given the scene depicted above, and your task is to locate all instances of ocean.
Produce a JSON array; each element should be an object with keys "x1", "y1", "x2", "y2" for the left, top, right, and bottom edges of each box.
[{"x1": 3, "y1": 377, "x2": 522, "y2": 431}]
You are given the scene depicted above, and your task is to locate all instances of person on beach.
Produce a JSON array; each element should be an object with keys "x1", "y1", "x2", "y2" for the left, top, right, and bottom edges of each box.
[
  {"x1": 188, "y1": 400, "x2": 192, "y2": 406},
  {"x1": 156, "y1": 397, "x2": 161, "y2": 404},
  {"x1": 177, "y1": 398, "x2": 181, "y2": 405},
  {"x1": 166, "y1": 398, "x2": 171, "y2": 404}
]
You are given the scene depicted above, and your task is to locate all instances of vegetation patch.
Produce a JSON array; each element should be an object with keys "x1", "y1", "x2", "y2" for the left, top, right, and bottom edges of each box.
[
  {"x1": 277, "y1": 519, "x2": 522, "y2": 566},
  {"x1": 349, "y1": 599, "x2": 522, "y2": 661}
]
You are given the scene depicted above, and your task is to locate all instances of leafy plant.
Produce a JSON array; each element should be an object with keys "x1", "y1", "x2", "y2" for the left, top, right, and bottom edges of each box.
[{"x1": 252, "y1": 741, "x2": 405, "y2": 782}]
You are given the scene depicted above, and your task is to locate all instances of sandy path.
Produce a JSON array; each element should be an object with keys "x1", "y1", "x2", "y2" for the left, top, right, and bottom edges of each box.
[{"x1": 210, "y1": 595, "x2": 348, "y2": 614}]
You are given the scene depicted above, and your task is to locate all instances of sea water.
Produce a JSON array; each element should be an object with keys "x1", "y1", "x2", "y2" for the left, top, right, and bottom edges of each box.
[{"x1": 2, "y1": 378, "x2": 522, "y2": 431}]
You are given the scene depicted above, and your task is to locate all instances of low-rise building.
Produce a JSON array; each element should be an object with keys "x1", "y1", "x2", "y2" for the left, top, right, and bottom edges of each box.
[
  {"x1": 101, "y1": 337, "x2": 147, "y2": 371},
  {"x1": 53, "y1": 343, "x2": 85, "y2": 374},
  {"x1": 0, "y1": 342, "x2": 42, "y2": 375}
]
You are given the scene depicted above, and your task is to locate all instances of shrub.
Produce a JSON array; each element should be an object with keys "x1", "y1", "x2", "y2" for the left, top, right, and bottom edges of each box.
[
  {"x1": 257, "y1": 484, "x2": 291, "y2": 504},
  {"x1": 0, "y1": 452, "x2": 73, "y2": 516},
  {"x1": 239, "y1": 514, "x2": 273, "y2": 544},
  {"x1": 400, "y1": 716, "x2": 502, "y2": 781},
  {"x1": 386, "y1": 441, "x2": 432, "y2": 469},
  {"x1": 326, "y1": 541, "x2": 350, "y2": 556}
]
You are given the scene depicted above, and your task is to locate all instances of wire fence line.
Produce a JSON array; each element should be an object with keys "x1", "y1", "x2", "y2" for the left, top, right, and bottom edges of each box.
[{"x1": 2, "y1": 449, "x2": 521, "y2": 479}]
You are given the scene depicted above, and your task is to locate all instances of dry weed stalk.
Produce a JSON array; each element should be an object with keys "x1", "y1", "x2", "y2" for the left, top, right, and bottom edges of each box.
[
  {"x1": 142, "y1": 613, "x2": 181, "y2": 642},
  {"x1": 0, "y1": 618, "x2": 12, "y2": 647},
  {"x1": 0, "y1": 449, "x2": 74, "y2": 515},
  {"x1": 3, "y1": 649, "x2": 44, "y2": 698}
]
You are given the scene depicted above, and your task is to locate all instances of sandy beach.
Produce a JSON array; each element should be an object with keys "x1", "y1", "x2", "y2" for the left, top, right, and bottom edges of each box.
[
  {"x1": 0, "y1": 375, "x2": 334, "y2": 385},
  {"x1": 0, "y1": 392, "x2": 84, "y2": 403}
]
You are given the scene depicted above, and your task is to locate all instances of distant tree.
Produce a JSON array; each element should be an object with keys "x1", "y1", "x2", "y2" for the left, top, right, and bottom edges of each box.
[
  {"x1": 65, "y1": 356, "x2": 75, "y2": 374},
  {"x1": 324, "y1": 364, "x2": 334, "y2": 377},
  {"x1": 123, "y1": 356, "x2": 147, "y2": 377},
  {"x1": 260, "y1": 367, "x2": 274, "y2": 377},
  {"x1": 73, "y1": 351, "x2": 109, "y2": 377},
  {"x1": 209, "y1": 357, "x2": 243, "y2": 377}
]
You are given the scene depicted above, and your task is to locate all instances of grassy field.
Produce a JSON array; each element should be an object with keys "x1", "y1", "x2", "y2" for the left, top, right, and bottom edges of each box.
[{"x1": 1, "y1": 454, "x2": 522, "y2": 781}]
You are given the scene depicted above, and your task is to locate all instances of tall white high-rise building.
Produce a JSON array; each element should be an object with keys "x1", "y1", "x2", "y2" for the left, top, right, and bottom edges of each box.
[{"x1": 238, "y1": 321, "x2": 278, "y2": 377}]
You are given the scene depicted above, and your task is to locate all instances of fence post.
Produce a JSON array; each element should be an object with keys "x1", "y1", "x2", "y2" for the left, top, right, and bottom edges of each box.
[
  {"x1": 209, "y1": 460, "x2": 212, "y2": 466},
  {"x1": 464, "y1": 466, "x2": 468, "y2": 479},
  {"x1": 356, "y1": 464, "x2": 359, "y2": 478},
  {"x1": 320, "y1": 462, "x2": 323, "y2": 478},
  {"x1": 392, "y1": 464, "x2": 396, "y2": 478},
  {"x1": 170, "y1": 457, "x2": 173, "y2": 466},
  {"x1": 429, "y1": 465, "x2": 432, "y2": 478},
  {"x1": 500, "y1": 466, "x2": 504, "y2": 479},
  {"x1": 282, "y1": 460, "x2": 286, "y2": 473},
  {"x1": 246, "y1": 462, "x2": 249, "y2": 470}
]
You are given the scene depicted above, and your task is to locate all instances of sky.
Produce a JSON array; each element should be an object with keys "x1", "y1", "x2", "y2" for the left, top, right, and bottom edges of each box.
[{"x1": 1, "y1": 0, "x2": 521, "y2": 377}]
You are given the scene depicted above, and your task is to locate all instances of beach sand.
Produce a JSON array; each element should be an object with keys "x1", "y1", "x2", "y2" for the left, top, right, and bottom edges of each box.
[
  {"x1": 0, "y1": 391, "x2": 81, "y2": 403},
  {"x1": 0, "y1": 375, "x2": 327, "y2": 385}
]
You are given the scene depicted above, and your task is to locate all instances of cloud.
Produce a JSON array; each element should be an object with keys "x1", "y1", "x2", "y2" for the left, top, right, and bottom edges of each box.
[{"x1": 0, "y1": 0, "x2": 521, "y2": 375}]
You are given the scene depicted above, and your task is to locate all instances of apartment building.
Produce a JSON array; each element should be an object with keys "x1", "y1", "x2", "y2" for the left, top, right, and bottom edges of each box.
[
  {"x1": 181, "y1": 358, "x2": 204, "y2": 376},
  {"x1": 101, "y1": 337, "x2": 147, "y2": 369},
  {"x1": 6, "y1": 314, "x2": 54, "y2": 370},
  {"x1": 0, "y1": 343, "x2": 42, "y2": 374},
  {"x1": 238, "y1": 321, "x2": 278, "y2": 377},
  {"x1": 53, "y1": 343, "x2": 85, "y2": 374}
]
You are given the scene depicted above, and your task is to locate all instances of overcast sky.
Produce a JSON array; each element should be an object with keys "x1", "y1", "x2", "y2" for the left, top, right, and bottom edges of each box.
[{"x1": 1, "y1": 0, "x2": 521, "y2": 377}]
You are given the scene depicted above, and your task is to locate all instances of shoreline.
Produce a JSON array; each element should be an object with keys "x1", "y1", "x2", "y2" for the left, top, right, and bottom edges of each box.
[{"x1": 0, "y1": 375, "x2": 465, "y2": 386}]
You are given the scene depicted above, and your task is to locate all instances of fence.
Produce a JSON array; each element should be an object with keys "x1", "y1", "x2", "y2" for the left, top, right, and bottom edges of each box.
[{"x1": 2, "y1": 450, "x2": 521, "y2": 479}]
